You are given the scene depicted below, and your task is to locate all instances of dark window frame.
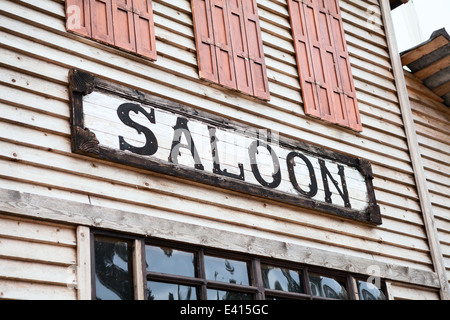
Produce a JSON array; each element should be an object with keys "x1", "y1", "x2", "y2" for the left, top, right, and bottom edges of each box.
[
  {"x1": 91, "y1": 231, "x2": 388, "y2": 300},
  {"x1": 91, "y1": 230, "x2": 137, "y2": 300}
]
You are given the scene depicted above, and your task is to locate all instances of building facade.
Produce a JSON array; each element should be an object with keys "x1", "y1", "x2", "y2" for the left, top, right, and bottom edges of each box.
[{"x1": 0, "y1": 0, "x2": 449, "y2": 300}]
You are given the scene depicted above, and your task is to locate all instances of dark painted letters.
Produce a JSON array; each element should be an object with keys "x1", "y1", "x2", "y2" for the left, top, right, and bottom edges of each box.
[
  {"x1": 248, "y1": 140, "x2": 281, "y2": 189},
  {"x1": 319, "y1": 159, "x2": 351, "y2": 208},
  {"x1": 169, "y1": 117, "x2": 204, "y2": 170},
  {"x1": 286, "y1": 151, "x2": 318, "y2": 198},
  {"x1": 208, "y1": 127, "x2": 245, "y2": 181},
  {"x1": 117, "y1": 103, "x2": 158, "y2": 156}
]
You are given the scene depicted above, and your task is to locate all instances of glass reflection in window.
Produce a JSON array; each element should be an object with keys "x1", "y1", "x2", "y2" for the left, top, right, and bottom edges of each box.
[
  {"x1": 204, "y1": 255, "x2": 249, "y2": 285},
  {"x1": 357, "y1": 281, "x2": 386, "y2": 300},
  {"x1": 309, "y1": 274, "x2": 349, "y2": 299},
  {"x1": 207, "y1": 289, "x2": 252, "y2": 300},
  {"x1": 146, "y1": 245, "x2": 196, "y2": 277},
  {"x1": 94, "y1": 236, "x2": 134, "y2": 300},
  {"x1": 261, "y1": 264, "x2": 303, "y2": 293},
  {"x1": 147, "y1": 281, "x2": 198, "y2": 300}
]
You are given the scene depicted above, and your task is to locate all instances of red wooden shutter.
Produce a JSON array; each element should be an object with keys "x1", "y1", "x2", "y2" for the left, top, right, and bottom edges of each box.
[
  {"x1": 228, "y1": 0, "x2": 253, "y2": 96},
  {"x1": 192, "y1": 0, "x2": 269, "y2": 99},
  {"x1": 66, "y1": 0, "x2": 91, "y2": 37},
  {"x1": 112, "y1": 0, "x2": 136, "y2": 52},
  {"x1": 241, "y1": 0, "x2": 270, "y2": 100},
  {"x1": 288, "y1": 0, "x2": 362, "y2": 131},
  {"x1": 90, "y1": 0, "x2": 115, "y2": 45},
  {"x1": 192, "y1": 0, "x2": 236, "y2": 89},
  {"x1": 67, "y1": 0, "x2": 157, "y2": 60},
  {"x1": 192, "y1": 0, "x2": 219, "y2": 83},
  {"x1": 210, "y1": 0, "x2": 237, "y2": 90},
  {"x1": 316, "y1": 0, "x2": 345, "y2": 126},
  {"x1": 132, "y1": 0, "x2": 157, "y2": 60},
  {"x1": 288, "y1": 0, "x2": 321, "y2": 119},
  {"x1": 328, "y1": 0, "x2": 362, "y2": 131}
]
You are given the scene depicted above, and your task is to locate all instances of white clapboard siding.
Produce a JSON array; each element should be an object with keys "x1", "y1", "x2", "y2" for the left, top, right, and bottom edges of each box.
[
  {"x1": 0, "y1": 215, "x2": 77, "y2": 300},
  {"x1": 405, "y1": 72, "x2": 450, "y2": 289},
  {"x1": 0, "y1": 0, "x2": 438, "y2": 287},
  {"x1": 388, "y1": 282, "x2": 440, "y2": 300}
]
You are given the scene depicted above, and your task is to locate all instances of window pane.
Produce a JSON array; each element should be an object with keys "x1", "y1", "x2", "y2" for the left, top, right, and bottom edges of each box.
[
  {"x1": 147, "y1": 281, "x2": 198, "y2": 300},
  {"x1": 94, "y1": 236, "x2": 134, "y2": 300},
  {"x1": 204, "y1": 255, "x2": 249, "y2": 285},
  {"x1": 261, "y1": 264, "x2": 303, "y2": 293},
  {"x1": 357, "y1": 281, "x2": 386, "y2": 300},
  {"x1": 146, "y1": 245, "x2": 196, "y2": 277},
  {"x1": 207, "y1": 289, "x2": 252, "y2": 300},
  {"x1": 309, "y1": 274, "x2": 349, "y2": 300}
]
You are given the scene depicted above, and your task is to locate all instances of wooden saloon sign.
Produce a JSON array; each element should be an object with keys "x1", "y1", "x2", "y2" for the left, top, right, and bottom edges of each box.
[{"x1": 69, "y1": 69, "x2": 381, "y2": 225}]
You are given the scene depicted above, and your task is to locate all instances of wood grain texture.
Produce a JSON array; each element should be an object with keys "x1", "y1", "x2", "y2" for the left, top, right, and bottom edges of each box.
[
  {"x1": 0, "y1": 189, "x2": 440, "y2": 289},
  {"x1": 0, "y1": 214, "x2": 77, "y2": 300}
]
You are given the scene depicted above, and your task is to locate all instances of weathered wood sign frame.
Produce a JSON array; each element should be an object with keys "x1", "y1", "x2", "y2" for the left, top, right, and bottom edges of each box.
[{"x1": 69, "y1": 69, "x2": 381, "y2": 225}]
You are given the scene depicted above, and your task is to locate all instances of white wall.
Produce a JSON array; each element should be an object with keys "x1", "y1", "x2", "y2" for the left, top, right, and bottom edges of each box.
[{"x1": 392, "y1": 0, "x2": 450, "y2": 52}]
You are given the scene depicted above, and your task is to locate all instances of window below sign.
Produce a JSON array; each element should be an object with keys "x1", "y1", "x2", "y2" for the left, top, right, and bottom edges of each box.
[
  {"x1": 91, "y1": 231, "x2": 388, "y2": 300},
  {"x1": 65, "y1": 0, "x2": 157, "y2": 60}
]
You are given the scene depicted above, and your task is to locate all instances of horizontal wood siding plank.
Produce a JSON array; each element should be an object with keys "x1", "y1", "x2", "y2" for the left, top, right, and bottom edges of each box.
[
  {"x1": 388, "y1": 282, "x2": 440, "y2": 300},
  {"x1": 0, "y1": 258, "x2": 74, "y2": 286},
  {"x1": 0, "y1": 216, "x2": 76, "y2": 246},
  {"x1": 0, "y1": 279, "x2": 77, "y2": 300},
  {"x1": 0, "y1": 83, "x2": 70, "y2": 119},
  {"x1": 0, "y1": 215, "x2": 77, "y2": 300},
  {"x1": 0, "y1": 237, "x2": 76, "y2": 266}
]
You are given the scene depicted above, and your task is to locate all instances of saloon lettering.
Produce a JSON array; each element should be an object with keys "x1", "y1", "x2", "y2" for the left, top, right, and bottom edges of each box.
[
  {"x1": 117, "y1": 102, "x2": 350, "y2": 208},
  {"x1": 69, "y1": 69, "x2": 381, "y2": 225}
]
